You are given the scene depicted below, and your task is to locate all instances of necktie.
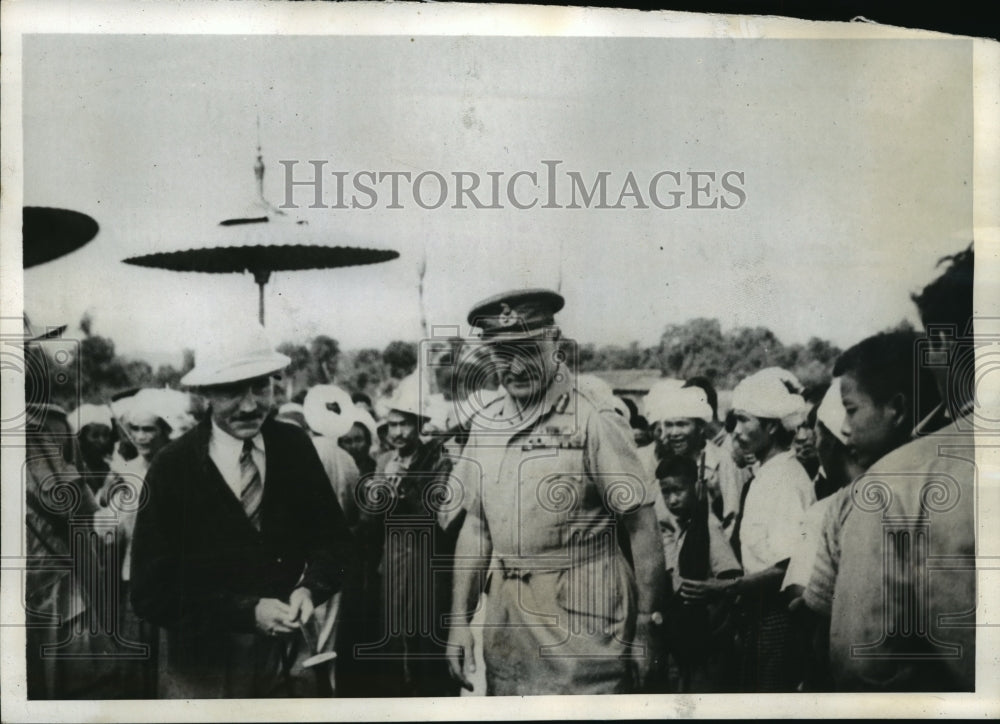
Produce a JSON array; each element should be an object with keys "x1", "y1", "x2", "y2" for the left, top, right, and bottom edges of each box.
[{"x1": 240, "y1": 439, "x2": 263, "y2": 530}]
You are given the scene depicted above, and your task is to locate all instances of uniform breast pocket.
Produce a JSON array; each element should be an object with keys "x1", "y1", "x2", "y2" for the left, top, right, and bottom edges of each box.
[{"x1": 534, "y1": 472, "x2": 587, "y2": 516}]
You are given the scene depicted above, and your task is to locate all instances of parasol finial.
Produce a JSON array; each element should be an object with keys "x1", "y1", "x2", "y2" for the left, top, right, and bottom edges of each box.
[
  {"x1": 418, "y1": 244, "x2": 429, "y2": 338},
  {"x1": 254, "y1": 115, "x2": 265, "y2": 202}
]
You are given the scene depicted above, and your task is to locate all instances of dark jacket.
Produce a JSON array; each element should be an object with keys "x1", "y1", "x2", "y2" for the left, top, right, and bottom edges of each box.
[{"x1": 130, "y1": 417, "x2": 353, "y2": 697}]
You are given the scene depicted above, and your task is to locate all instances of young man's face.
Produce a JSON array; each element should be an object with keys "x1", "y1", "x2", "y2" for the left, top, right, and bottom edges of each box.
[
  {"x1": 661, "y1": 476, "x2": 696, "y2": 521},
  {"x1": 657, "y1": 417, "x2": 703, "y2": 458},
  {"x1": 793, "y1": 423, "x2": 818, "y2": 466},
  {"x1": 839, "y1": 371, "x2": 905, "y2": 469},
  {"x1": 80, "y1": 423, "x2": 114, "y2": 461},
  {"x1": 733, "y1": 411, "x2": 770, "y2": 458},
  {"x1": 385, "y1": 410, "x2": 420, "y2": 452},
  {"x1": 203, "y1": 375, "x2": 273, "y2": 440},
  {"x1": 128, "y1": 414, "x2": 170, "y2": 460},
  {"x1": 338, "y1": 422, "x2": 371, "y2": 461}
]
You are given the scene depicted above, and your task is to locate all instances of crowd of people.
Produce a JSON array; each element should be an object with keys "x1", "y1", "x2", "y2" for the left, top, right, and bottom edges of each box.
[{"x1": 23, "y1": 244, "x2": 976, "y2": 698}]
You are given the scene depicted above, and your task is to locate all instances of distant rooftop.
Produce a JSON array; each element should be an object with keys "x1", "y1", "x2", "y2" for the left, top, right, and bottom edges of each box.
[{"x1": 586, "y1": 369, "x2": 666, "y2": 395}]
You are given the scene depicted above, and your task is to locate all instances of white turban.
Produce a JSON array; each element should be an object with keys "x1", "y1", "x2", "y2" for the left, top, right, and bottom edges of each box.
[
  {"x1": 816, "y1": 378, "x2": 848, "y2": 445},
  {"x1": 116, "y1": 388, "x2": 195, "y2": 440},
  {"x1": 304, "y1": 384, "x2": 356, "y2": 439},
  {"x1": 642, "y1": 378, "x2": 685, "y2": 420},
  {"x1": 645, "y1": 385, "x2": 713, "y2": 423},
  {"x1": 731, "y1": 367, "x2": 806, "y2": 428},
  {"x1": 70, "y1": 403, "x2": 113, "y2": 433}
]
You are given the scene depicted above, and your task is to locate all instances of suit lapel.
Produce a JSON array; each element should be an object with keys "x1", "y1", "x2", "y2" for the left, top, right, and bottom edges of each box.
[{"x1": 195, "y1": 420, "x2": 264, "y2": 535}]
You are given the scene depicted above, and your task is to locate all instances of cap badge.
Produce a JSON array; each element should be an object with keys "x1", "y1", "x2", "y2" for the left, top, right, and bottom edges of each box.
[{"x1": 498, "y1": 303, "x2": 522, "y2": 328}]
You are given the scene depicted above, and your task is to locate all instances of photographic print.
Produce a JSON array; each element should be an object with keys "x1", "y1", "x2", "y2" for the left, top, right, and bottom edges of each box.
[{"x1": 2, "y1": 2, "x2": 997, "y2": 720}]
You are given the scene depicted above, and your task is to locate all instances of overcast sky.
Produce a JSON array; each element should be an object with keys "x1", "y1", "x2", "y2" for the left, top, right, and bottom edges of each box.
[{"x1": 22, "y1": 35, "x2": 973, "y2": 364}]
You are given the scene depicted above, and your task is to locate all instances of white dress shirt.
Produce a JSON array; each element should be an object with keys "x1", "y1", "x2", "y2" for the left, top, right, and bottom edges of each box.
[
  {"x1": 209, "y1": 420, "x2": 266, "y2": 500},
  {"x1": 739, "y1": 449, "x2": 815, "y2": 575}
]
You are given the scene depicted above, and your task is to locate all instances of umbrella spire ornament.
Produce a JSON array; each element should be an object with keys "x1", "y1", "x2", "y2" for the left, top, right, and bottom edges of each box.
[{"x1": 123, "y1": 141, "x2": 398, "y2": 325}]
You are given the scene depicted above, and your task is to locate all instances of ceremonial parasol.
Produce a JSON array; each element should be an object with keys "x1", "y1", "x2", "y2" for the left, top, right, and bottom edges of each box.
[
  {"x1": 23, "y1": 206, "x2": 99, "y2": 269},
  {"x1": 122, "y1": 148, "x2": 399, "y2": 324}
]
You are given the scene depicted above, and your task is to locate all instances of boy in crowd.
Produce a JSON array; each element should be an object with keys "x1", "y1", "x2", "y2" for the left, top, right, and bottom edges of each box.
[
  {"x1": 658, "y1": 456, "x2": 741, "y2": 692},
  {"x1": 822, "y1": 247, "x2": 976, "y2": 691},
  {"x1": 801, "y1": 331, "x2": 936, "y2": 651}
]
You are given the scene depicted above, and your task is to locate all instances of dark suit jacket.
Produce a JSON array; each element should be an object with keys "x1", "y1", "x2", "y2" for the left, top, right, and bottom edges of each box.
[{"x1": 130, "y1": 418, "x2": 353, "y2": 697}]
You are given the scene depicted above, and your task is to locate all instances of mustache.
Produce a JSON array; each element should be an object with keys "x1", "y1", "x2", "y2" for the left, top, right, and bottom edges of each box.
[{"x1": 231, "y1": 413, "x2": 264, "y2": 422}]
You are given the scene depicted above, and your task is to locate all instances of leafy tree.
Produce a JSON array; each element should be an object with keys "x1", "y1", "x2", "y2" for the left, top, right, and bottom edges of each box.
[
  {"x1": 657, "y1": 318, "x2": 728, "y2": 382},
  {"x1": 277, "y1": 342, "x2": 311, "y2": 375},
  {"x1": 123, "y1": 360, "x2": 154, "y2": 388},
  {"x1": 382, "y1": 340, "x2": 418, "y2": 379},
  {"x1": 308, "y1": 335, "x2": 340, "y2": 385},
  {"x1": 78, "y1": 333, "x2": 130, "y2": 401},
  {"x1": 154, "y1": 348, "x2": 196, "y2": 389},
  {"x1": 337, "y1": 347, "x2": 385, "y2": 397}
]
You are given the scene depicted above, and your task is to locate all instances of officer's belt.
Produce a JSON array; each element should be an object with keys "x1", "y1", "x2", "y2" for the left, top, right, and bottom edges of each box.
[{"x1": 495, "y1": 546, "x2": 618, "y2": 582}]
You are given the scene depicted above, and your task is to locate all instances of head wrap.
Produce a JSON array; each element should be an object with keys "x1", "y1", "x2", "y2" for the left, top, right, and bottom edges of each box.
[
  {"x1": 731, "y1": 367, "x2": 807, "y2": 429},
  {"x1": 644, "y1": 385, "x2": 713, "y2": 423},
  {"x1": 70, "y1": 403, "x2": 113, "y2": 433},
  {"x1": 816, "y1": 377, "x2": 848, "y2": 445},
  {"x1": 303, "y1": 385, "x2": 356, "y2": 438},
  {"x1": 642, "y1": 378, "x2": 685, "y2": 421},
  {"x1": 117, "y1": 388, "x2": 195, "y2": 440}
]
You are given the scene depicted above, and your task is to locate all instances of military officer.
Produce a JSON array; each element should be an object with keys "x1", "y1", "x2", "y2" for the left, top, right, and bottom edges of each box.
[{"x1": 446, "y1": 289, "x2": 668, "y2": 695}]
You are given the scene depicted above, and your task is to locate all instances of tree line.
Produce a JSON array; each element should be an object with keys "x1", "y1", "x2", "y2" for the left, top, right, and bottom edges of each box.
[{"x1": 35, "y1": 313, "x2": 914, "y2": 411}]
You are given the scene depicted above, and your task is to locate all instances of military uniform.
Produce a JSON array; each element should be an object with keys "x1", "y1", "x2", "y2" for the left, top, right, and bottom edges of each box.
[{"x1": 454, "y1": 366, "x2": 658, "y2": 694}]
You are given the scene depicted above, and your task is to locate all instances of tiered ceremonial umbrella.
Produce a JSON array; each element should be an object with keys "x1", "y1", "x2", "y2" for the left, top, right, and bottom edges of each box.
[{"x1": 123, "y1": 150, "x2": 398, "y2": 325}]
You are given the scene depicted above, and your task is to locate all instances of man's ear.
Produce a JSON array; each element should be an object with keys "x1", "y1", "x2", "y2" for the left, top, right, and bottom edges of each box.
[
  {"x1": 886, "y1": 391, "x2": 911, "y2": 430},
  {"x1": 763, "y1": 418, "x2": 783, "y2": 442}
]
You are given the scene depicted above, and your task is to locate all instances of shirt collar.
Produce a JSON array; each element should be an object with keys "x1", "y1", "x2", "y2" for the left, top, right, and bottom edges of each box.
[
  {"x1": 211, "y1": 418, "x2": 264, "y2": 456},
  {"x1": 912, "y1": 399, "x2": 975, "y2": 438},
  {"x1": 391, "y1": 442, "x2": 421, "y2": 469}
]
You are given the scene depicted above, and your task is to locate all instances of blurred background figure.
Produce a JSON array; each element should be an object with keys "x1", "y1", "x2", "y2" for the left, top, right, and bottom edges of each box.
[
  {"x1": 345, "y1": 374, "x2": 460, "y2": 697},
  {"x1": 24, "y1": 392, "x2": 108, "y2": 699},
  {"x1": 684, "y1": 376, "x2": 726, "y2": 445},
  {"x1": 792, "y1": 418, "x2": 820, "y2": 480},
  {"x1": 102, "y1": 387, "x2": 194, "y2": 698},
  {"x1": 68, "y1": 403, "x2": 116, "y2": 492},
  {"x1": 351, "y1": 392, "x2": 377, "y2": 422},
  {"x1": 338, "y1": 406, "x2": 379, "y2": 478},
  {"x1": 303, "y1": 384, "x2": 362, "y2": 529},
  {"x1": 619, "y1": 396, "x2": 652, "y2": 447},
  {"x1": 792, "y1": 384, "x2": 828, "y2": 483}
]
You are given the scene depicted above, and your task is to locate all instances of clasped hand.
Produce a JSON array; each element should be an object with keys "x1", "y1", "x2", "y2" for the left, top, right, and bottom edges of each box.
[
  {"x1": 254, "y1": 587, "x2": 314, "y2": 636},
  {"x1": 678, "y1": 577, "x2": 733, "y2": 603}
]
